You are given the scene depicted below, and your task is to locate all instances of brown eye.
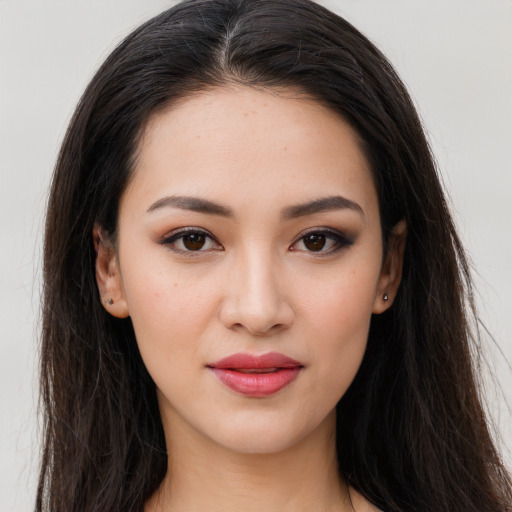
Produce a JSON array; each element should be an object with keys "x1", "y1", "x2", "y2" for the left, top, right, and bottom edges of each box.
[
  {"x1": 303, "y1": 233, "x2": 326, "y2": 251},
  {"x1": 183, "y1": 233, "x2": 206, "y2": 251},
  {"x1": 161, "y1": 229, "x2": 222, "y2": 253},
  {"x1": 291, "y1": 229, "x2": 353, "y2": 254}
]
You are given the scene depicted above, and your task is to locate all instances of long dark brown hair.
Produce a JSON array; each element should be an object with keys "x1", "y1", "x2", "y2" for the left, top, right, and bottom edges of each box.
[{"x1": 38, "y1": 1, "x2": 512, "y2": 510}]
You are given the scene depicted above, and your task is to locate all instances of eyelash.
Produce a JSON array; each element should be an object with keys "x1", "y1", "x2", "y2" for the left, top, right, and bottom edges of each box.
[
  {"x1": 160, "y1": 227, "x2": 353, "y2": 256},
  {"x1": 290, "y1": 228, "x2": 354, "y2": 255},
  {"x1": 160, "y1": 227, "x2": 222, "y2": 255}
]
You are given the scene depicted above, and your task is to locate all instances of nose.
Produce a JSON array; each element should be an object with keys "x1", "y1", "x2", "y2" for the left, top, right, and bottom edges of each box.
[{"x1": 219, "y1": 248, "x2": 295, "y2": 336}]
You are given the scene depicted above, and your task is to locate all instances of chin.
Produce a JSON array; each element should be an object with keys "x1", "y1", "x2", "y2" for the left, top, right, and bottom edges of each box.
[
  {"x1": 203, "y1": 408, "x2": 336, "y2": 456},
  {"x1": 212, "y1": 427, "x2": 306, "y2": 455}
]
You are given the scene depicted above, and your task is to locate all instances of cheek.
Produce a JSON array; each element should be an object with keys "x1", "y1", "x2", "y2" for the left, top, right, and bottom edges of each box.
[
  {"x1": 315, "y1": 302, "x2": 371, "y2": 389},
  {"x1": 299, "y1": 261, "x2": 380, "y2": 400},
  {"x1": 302, "y1": 255, "x2": 379, "y2": 336},
  {"x1": 122, "y1": 270, "x2": 218, "y2": 414},
  {"x1": 119, "y1": 252, "x2": 219, "y2": 376}
]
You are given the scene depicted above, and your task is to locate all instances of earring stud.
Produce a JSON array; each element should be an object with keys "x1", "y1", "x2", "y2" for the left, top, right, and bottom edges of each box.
[
  {"x1": 383, "y1": 293, "x2": 389, "y2": 302},
  {"x1": 105, "y1": 298, "x2": 114, "y2": 305}
]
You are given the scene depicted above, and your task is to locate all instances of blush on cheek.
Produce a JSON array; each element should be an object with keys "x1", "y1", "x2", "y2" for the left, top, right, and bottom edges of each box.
[
  {"x1": 311, "y1": 295, "x2": 373, "y2": 387},
  {"x1": 312, "y1": 282, "x2": 375, "y2": 333},
  {"x1": 319, "y1": 334, "x2": 369, "y2": 407}
]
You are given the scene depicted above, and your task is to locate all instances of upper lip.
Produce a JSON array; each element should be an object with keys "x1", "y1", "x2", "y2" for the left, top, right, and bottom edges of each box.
[{"x1": 207, "y1": 352, "x2": 303, "y2": 370}]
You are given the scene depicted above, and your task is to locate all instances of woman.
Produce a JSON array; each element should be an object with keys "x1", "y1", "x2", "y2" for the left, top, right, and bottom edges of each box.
[{"x1": 37, "y1": 0, "x2": 512, "y2": 511}]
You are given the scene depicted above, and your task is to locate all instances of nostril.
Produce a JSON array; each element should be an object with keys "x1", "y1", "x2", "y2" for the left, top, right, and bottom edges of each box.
[{"x1": 223, "y1": 317, "x2": 292, "y2": 336}]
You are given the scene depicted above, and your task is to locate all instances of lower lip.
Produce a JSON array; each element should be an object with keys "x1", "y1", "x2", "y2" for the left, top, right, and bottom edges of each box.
[{"x1": 209, "y1": 367, "x2": 302, "y2": 397}]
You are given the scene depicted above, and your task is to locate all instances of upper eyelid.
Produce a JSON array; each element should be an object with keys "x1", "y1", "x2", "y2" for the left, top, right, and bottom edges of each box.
[
  {"x1": 292, "y1": 226, "x2": 349, "y2": 242},
  {"x1": 161, "y1": 226, "x2": 218, "y2": 242}
]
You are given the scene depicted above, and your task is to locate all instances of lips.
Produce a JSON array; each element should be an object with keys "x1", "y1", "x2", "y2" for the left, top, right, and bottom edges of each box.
[{"x1": 207, "y1": 352, "x2": 303, "y2": 397}]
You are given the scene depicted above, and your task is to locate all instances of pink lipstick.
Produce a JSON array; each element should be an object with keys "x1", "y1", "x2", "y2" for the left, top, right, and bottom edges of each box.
[{"x1": 207, "y1": 352, "x2": 303, "y2": 397}]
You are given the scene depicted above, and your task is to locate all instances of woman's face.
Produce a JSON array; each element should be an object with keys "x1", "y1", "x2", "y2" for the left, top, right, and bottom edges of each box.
[{"x1": 96, "y1": 85, "x2": 403, "y2": 454}]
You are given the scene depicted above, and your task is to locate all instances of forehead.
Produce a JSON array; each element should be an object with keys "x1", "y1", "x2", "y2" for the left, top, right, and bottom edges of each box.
[{"x1": 124, "y1": 85, "x2": 378, "y2": 220}]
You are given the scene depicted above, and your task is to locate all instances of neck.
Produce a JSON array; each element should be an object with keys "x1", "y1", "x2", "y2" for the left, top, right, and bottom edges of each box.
[{"x1": 146, "y1": 410, "x2": 351, "y2": 512}]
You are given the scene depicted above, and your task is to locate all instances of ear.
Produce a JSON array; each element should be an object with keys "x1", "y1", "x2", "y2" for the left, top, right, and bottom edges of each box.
[
  {"x1": 373, "y1": 220, "x2": 407, "y2": 314},
  {"x1": 93, "y1": 224, "x2": 130, "y2": 318}
]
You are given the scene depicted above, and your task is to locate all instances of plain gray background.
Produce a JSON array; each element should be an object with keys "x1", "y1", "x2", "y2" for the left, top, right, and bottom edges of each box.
[{"x1": 1, "y1": 1, "x2": 511, "y2": 510}]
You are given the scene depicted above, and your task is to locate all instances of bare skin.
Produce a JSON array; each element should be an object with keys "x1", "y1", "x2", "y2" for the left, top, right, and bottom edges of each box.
[{"x1": 95, "y1": 85, "x2": 404, "y2": 512}]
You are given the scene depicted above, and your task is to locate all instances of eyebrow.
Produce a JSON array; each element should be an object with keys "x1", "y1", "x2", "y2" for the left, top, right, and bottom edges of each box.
[
  {"x1": 146, "y1": 194, "x2": 364, "y2": 219},
  {"x1": 281, "y1": 195, "x2": 364, "y2": 220},
  {"x1": 147, "y1": 195, "x2": 233, "y2": 216}
]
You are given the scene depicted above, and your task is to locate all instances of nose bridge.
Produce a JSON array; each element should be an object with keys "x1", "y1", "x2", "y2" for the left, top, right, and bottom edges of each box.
[{"x1": 220, "y1": 242, "x2": 294, "y2": 335}]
